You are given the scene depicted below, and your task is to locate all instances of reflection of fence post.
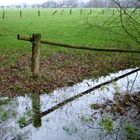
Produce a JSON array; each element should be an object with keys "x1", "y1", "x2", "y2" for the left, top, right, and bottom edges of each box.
[
  {"x1": 32, "y1": 92, "x2": 42, "y2": 128},
  {"x1": 2, "y1": 10, "x2": 5, "y2": 19},
  {"x1": 31, "y1": 34, "x2": 41, "y2": 77}
]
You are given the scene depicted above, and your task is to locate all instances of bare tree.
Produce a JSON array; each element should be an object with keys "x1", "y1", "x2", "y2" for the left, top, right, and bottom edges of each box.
[
  {"x1": 63, "y1": 0, "x2": 78, "y2": 7},
  {"x1": 87, "y1": 0, "x2": 140, "y2": 46},
  {"x1": 112, "y1": 0, "x2": 140, "y2": 45}
]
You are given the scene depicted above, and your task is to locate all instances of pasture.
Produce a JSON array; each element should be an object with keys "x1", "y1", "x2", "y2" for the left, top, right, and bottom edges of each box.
[{"x1": 0, "y1": 8, "x2": 140, "y2": 96}]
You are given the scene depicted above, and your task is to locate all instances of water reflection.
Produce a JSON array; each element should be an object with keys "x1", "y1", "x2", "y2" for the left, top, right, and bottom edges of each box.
[
  {"x1": 0, "y1": 68, "x2": 140, "y2": 140},
  {"x1": 31, "y1": 92, "x2": 42, "y2": 128}
]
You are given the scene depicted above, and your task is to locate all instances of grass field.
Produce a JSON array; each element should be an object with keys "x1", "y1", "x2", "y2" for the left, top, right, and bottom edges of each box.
[{"x1": 0, "y1": 8, "x2": 140, "y2": 96}]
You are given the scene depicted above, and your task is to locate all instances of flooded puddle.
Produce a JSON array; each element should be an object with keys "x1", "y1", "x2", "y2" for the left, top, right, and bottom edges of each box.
[{"x1": 0, "y1": 68, "x2": 140, "y2": 140}]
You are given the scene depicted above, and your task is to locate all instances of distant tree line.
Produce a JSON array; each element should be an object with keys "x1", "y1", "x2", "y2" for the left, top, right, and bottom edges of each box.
[
  {"x1": 83, "y1": 0, "x2": 140, "y2": 8},
  {"x1": 0, "y1": 0, "x2": 140, "y2": 8}
]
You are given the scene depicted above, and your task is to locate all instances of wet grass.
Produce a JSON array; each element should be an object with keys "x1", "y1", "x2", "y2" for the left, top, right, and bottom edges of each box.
[{"x1": 0, "y1": 8, "x2": 140, "y2": 96}]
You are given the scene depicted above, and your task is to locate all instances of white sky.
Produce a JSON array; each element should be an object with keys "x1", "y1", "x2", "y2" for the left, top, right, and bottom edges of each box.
[
  {"x1": 0, "y1": 0, "x2": 88, "y2": 6},
  {"x1": 0, "y1": 0, "x2": 58, "y2": 6}
]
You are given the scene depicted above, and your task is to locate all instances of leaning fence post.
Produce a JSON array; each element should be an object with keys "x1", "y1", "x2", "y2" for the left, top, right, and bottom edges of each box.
[
  {"x1": 52, "y1": 10, "x2": 57, "y2": 16},
  {"x1": 31, "y1": 34, "x2": 41, "y2": 77}
]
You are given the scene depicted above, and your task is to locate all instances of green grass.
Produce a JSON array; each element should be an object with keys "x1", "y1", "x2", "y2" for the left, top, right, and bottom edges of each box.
[
  {"x1": 0, "y1": 9, "x2": 140, "y2": 57},
  {"x1": 0, "y1": 8, "x2": 140, "y2": 56},
  {"x1": 0, "y1": 8, "x2": 140, "y2": 95}
]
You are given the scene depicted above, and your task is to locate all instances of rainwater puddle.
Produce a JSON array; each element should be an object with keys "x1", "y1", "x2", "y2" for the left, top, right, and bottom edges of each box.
[{"x1": 0, "y1": 68, "x2": 140, "y2": 140}]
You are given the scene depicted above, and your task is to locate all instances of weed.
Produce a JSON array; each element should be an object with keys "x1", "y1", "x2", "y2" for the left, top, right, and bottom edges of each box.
[
  {"x1": 81, "y1": 115, "x2": 93, "y2": 123},
  {"x1": 112, "y1": 82, "x2": 121, "y2": 99},
  {"x1": 0, "y1": 107, "x2": 9, "y2": 121},
  {"x1": 100, "y1": 117, "x2": 114, "y2": 133},
  {"x1": 1, "y1": 111, "x2": 9, "y2": 121},
  {"x1": 0, "y1": 98, "x2": 11, "y2": 105},
  {"x1": 18, "y1": 116, "x2": 27, "y2": 127},
  {"x1": 123, "y1": 123, "x2": 139, "y2": 140},
  {"x1": 63, "y1": 125, "x2": 78, "y2": 135},
  {"x1": 14, "y1": 84, "x2": 23, "y2": 92}
]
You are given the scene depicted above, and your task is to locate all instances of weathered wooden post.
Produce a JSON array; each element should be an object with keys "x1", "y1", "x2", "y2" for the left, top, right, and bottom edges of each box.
[
  {"x1": 70, "y1": 9, "x2": 72, "y2": 15},
  {"x1": 113, "y1": 10, "x2": 114, "y2": 15},
  {"x1": 102, "y1": 9, "x2": 104, "y2": 14},
  {"x1": 2, "y1": 10, "x2": 5, "y2": 19},
  {"x1": 89, "y1": 9, "x2": 92, "y2": 15},
  {"x1": 20, "y1": 10, "x2": 22, "y2": 17},
  {"x1": 38, "y1": 10, "x2": 40, "y2": 16},
  {"x1": 61, "y1": 9, "x2": 64, "y2": 15},
  {"x1": 80, "y1": 8, "x2": 82, "y2": 15},
  {"x1": 31, "y1": 34, "x2": 41, "y2": 77}
]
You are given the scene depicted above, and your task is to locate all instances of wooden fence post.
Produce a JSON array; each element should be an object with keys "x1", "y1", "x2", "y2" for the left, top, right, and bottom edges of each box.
[
  {"x1": 61, "y1": 9, "x2": 64, "y2": 15},
  {"x1": 89, "y1": 9, "x2": 92, "y2": 15},
  {"x1": 20, "y1": 10, "x2": 22, "y2": 17},
  {"x1": 102, "y1": 9, "x2": 104, "y2": 14},
  {"x1": 38, "y1": 10, "x2": 40, "y2": 16},
  {"x1": 31, "y1": 34, "x2": 41, "y2": 77},
  {"x1": 2, "y1": 10, "x2": 5, "y2": 19},
  {"x1": 80, "y1": 8, "x2": 82, "y2": 15},
  {"x1": 113, "y1": 10, "x2": 114, "y2": 15},
  {"x1": 70, "y1": 9, "x2": 72, "y2": 15}
]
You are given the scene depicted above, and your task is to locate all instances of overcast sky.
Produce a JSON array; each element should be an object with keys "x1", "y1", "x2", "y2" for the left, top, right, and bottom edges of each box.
[
  {"x1": 0, "y1": 0, "x2": 89, "y2": 6},
  {"x1": 0, "y1": 0, "x2": 60, "y2": 6}
]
